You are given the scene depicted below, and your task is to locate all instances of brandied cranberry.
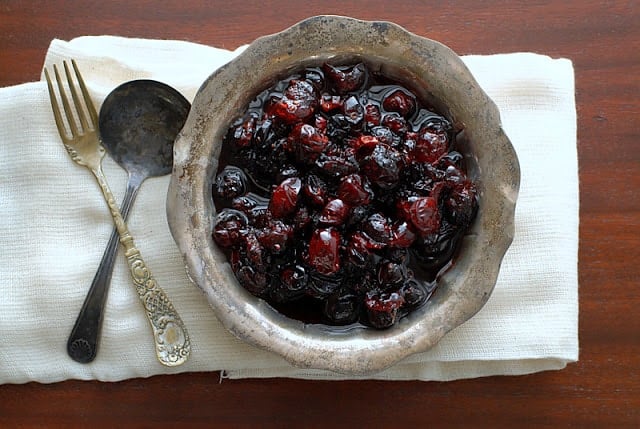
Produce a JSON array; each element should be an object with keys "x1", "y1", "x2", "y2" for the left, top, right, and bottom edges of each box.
[
  {"x1": 444, "y1": 181, "x2": 478, "y2": 227},
  {"x1": 320, "y1": 94, "x2": 343, "y2": 112},
  {"x1": 213, "y1": 166, "x2": 247, "y2": 200},
  {"x1": 212, "y1": 209, "x2": 248, "y2": 248},
  {"x1": 324, "y1": 288, "x2": 359, "y2": 324},
  {"x1": 288, "y1": 123, "x2": 329, "y2": 160},
  {"x1": 360, "y1": 143, "x2": 404, "y2": 189},
  {"x1": 337, "y1": 173, "x2": 372, "y2": 206},
  {"x1": 269, "y1": 177, "x2": 301, "y2": 218},
  {"x1": 413, "y1": 123, "x2": 450, "y2": 163},
  {"x1": 382, "y1": 89, "x2": 416, "y2": 117},
  {"x1": 322, "y1": 63, "x2": 367, "y2": 94},
  {"x1": 256, "y1": 219, "x2": 293, "y2": 253},
  {"x1": 232, "y1": 115, "x2": 256, "y2": 147},
  {"x1": 308, "y1": 227, "x2": 341, "y2": 275},
  {"x1": 267, "y1": 79, "x2": 318, "y2": 124},
  {"x1": 398, "y1": 196, "x2": 441, "y2": 236},
  {"x1": 365, "y1": 291, "x2": 405, "y2": 329},
  {"x1": 319, "y1": 199, "x2": 350, "y2": 225}
]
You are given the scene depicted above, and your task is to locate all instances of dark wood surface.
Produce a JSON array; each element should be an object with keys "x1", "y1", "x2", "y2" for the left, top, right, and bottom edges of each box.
[{"x1": 1, "y1": 1, "x2": 638, "y2": 427}]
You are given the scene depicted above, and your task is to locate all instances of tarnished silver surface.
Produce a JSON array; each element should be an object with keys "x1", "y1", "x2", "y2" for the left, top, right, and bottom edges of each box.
[{"x1": 167, "y1": 15, "x2": 520, "y2": 375}]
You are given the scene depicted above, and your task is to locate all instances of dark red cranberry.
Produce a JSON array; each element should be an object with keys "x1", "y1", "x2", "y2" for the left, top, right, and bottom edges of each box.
[
  {"x1": 308, "y1": 227, "x2": 341, "y2": 275},
  {"x1": 364, "y1": 103, "x2": 381, "y2": 128},
  {"x1": 377, "y1": 261, "x2": 405, "y2": 288},
  {"x1": 360, "y1": 143, "x2": 404, "y2": 189},
  {"x1": 400, "y1": 279, "x2": 430, "y2": 309},
  {"x1": 319, "y1": 199, "x2": 350, "y2": 226},
  {"x1": 362, "y1": 213, "x2": 392, "y2": 247},
  {"x1": 271, "y1": 265, "x2": 308, "y2": 302},
  {"x1": 303, "y1": 174, "x2": 328, "y2": 207},
  {"x1": 269, "y1": 177, "x2": 301, "y2": 218},
  {"x1": 314, "y1": 150, "x2": 359, "y2": 178},
  {"x1": 266, "y1": 79, "x2": 318, "y2": 124},
  {"x1": 232, "y1": 115, "x2": 256, "y2": 147},
  {"x1": 337, "y1": 173, "x2": 372, "y2": 206},
  {"x1": 382, "y1": 88, "x2": 416, "y2": 117},
  {"x1": 236, "y1": 265, "x2": 269, "y2": 296},
  {"x1": 413, "y1": 123, "x2": 449, "y2": 163},
  {"x1": 213, "y1": 166, "x2": 247, "y2": 200},
  {"x1": 212, "y1": 209, "x2": 248, "y2": 248},
  {"x1": 322, "y1": 63, "x2": 367, "y2": 94},
  {"x1": 398, "y1": 196, "x2": 441, "y2": 236},
  {"x1": 444, "y1": 181, "x2": 478, "y2": 227},
  {"x1": 288, "y1": 123, "x2": 329, "y2": 160},
  {"x1": 382, "y1": 113, "x2": 407, "y2": 135},
  {"x1": 256, "y1": 220, "x2": 293, "y2": 253},
  {"x1": 364, "y1": 291, "x2": 404, "y2": 329}
]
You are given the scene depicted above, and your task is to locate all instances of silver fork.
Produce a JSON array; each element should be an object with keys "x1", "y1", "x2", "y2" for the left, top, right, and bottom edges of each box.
[{"x1": 45, "y1": 60, "x2": 190, "y2": 367}]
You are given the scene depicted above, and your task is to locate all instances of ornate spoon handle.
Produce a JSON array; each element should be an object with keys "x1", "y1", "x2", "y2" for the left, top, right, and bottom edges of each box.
[{"x1": 90, "y1": 165, "x2": 191, "y2": 366}]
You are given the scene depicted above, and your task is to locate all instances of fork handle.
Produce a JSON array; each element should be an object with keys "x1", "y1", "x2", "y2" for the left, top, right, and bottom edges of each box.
[
  {"x1": 67, "y1": 177, "x2": 141, "y2": 363},
  {"x1": 92, "y1": 167, "x2": 191, "y2": 367}
]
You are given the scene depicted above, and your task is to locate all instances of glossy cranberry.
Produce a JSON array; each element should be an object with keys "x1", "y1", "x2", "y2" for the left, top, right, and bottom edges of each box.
[
  {"x1": 413, "y1": 123, "x2": 449, "y2": 163},
  {"x1": 289, "y1": 123, "x2": 329, "y2": 160},
  {"x1": 303, "y1": 174, "x2": 328, "y2": 207},
  {"x1": 322, "y1": 63, "x2": 367, "y2": 94},
  {"x1": 364, "y1": 291, "x2": 405, "y2": 329},
  {"x1": 213, "y1": 166, "x2": 247, "y2": 200},
  {"x1": 269, "y1": 177, "x2": 301, "y2": 218},
  {"x1": 364, "y1": 103, "x2": 381, "y2": 128},
  {"x1": 266, "y1": 79, "x2": 318, "y2": 124},
  {"x1": 444, "y1": 181, "x2": 478, "y2": 227},
  {"x1": 256, "y1": 219, "x2": 293, "y2": 253},
  {"x1": 400, "y1": 279, "x2": 430, "y2": 309},
  {"x1": 360, "y1": 142, "x2": 404, "y2": 189},
  {"x1": 212, "y1": 209, "x2": 248, "y2": 248},
  {"x1": 343, "y1": 96, "x2": 364, "y2": 125},
  {"x1": 319, "y1": 199, "x2": 350, "y2": 226},
  {"x1": 381, "y1": 113, "x2": 407, "y2": 135},
  {"x1": 399, "y1": 196, "x2": 441, "y2": 236},
  {"x1": 232, "y1": 115, "x2": 256, "y2": 147},
  {"x1": 382, "y1": 89, "x2": 416, "y2": 117},
  {"x1": 389, "y1": 220, "x2": 417, "y2": 248},
  {"x1": 362, "y1": 213, "x2": 392, "y2": 247},
  {"x1": 378, "y1": 261, "x2": 405, "y2": 288},
  {"x1": 308, "y1": 227, "x2": 341, "y2": 275},
  {"x1": 337, "y1": 173, "x2": 372, "y2": 206}
]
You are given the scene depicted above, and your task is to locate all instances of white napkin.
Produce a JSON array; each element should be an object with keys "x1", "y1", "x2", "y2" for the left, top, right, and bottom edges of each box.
[{"x1": 0, "y1": 36, "x2": 578, "y2": 384}]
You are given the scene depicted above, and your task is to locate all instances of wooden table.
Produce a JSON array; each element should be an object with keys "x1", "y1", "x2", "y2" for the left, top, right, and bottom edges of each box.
[{"x1": 1, "y1": 1, "x2": 638, "y2": 427}]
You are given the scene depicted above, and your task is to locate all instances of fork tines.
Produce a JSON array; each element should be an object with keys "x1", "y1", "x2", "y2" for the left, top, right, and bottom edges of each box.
[{"x1": 44, "y1": 60, "x2": 98, "y2": 143}]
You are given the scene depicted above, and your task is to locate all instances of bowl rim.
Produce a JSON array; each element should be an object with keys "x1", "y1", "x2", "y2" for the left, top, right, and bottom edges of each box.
[{"x1": 167, "y1": 15, "x2": 520, "y2": 375}]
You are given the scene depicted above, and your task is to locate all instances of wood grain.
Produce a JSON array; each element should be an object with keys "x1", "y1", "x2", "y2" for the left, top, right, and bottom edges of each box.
[{"x1": 1, "y1": 0, "x2": 639, "y2": 427}]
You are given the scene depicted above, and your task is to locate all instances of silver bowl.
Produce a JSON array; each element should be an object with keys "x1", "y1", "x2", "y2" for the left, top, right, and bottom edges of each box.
[{"x1": 167, "y1": 15, "x2": 520, "y2": 375}]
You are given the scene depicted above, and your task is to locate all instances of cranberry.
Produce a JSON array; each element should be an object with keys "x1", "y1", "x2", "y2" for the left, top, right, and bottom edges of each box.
[
  {"x1": 323, "y1": 63, "x2": 367, "y2": 94},
  {"x1": 213, "y1": 166, "x2": 247, "y2": 200},
  {"x1": 413, "y1": 123, "x2": 450, "y2": 163},
  {"x1": 232, "y1": 115, "x2": 256, "y2": 147},
  {"x1": 382, "y1": 89, "x2": 416, "y2": 117},
  {"x1": 266, "y1": 79, "x2": 318, "y2": 124},
  {"x1": 303, "y1": 174, "x2": 328, "y2": 207},
  {"x1": 337, "y1": 173, "x2": 372, "y2": 206},
  {"x1": 256, "y1": 220, "x2": 293, "y2": 253},
  {"x1": 319, "y1": 199, "x2": 350, "y2": 225},
  {"x1": 324, "y1": 288, "x2": 359, "y2": 324},
  {"x1": 289, "y1": 123, "x2": 329, "y2": 160},
  {"x1": 212, "y1": 209, "x2": 248, "y2": 248},
  {"x1": 308, "y1": 227, "x2": 341, "y2": 275},
  {"x1": 269, "y1": 177, "x2": 301, "y2": 218},
  {"x1": 360, "y1": 143, "x2": 404, "y2": 189},
  {"x1": 364, "y1": 104, "x2": 381, "y2": 128},
  {"x1": 365, "y1": 291, "x2": 404, "y2": 329},
  {"x1": 444, "y1": 181, "x2": 478, "y2": 227},
  {"x1": 399, "y1": 196, "x2": 441, "y2": 236}
]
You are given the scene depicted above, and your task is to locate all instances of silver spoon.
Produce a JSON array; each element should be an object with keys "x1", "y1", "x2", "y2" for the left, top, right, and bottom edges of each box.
[{"x1": 67, "y1": 80, "x2": 190, "y2": 363}]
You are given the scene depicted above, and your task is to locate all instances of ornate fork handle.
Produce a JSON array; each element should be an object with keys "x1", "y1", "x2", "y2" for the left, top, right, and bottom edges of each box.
[{"x1": 91, "y1": 166, "x2": 190, "y2": 366}]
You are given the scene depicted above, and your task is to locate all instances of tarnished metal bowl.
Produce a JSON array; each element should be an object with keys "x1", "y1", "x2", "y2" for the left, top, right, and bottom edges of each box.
[{"x1": 167, "y1": 15, "x2": 520, "y2": 375}]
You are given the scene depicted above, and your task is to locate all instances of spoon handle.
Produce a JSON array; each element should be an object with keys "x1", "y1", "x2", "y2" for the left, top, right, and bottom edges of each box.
[
  {"x1": 67, "y1": 178, "x2": 140, "y2": 363},
  {"x1": 92, "y1": 166, "x2": 191, "y2": 366}
]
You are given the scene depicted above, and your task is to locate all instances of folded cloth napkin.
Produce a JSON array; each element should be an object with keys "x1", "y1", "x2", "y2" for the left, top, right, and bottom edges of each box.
[{"x1": 0, "y1": 36, "x2": 578, "y2": 384}]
